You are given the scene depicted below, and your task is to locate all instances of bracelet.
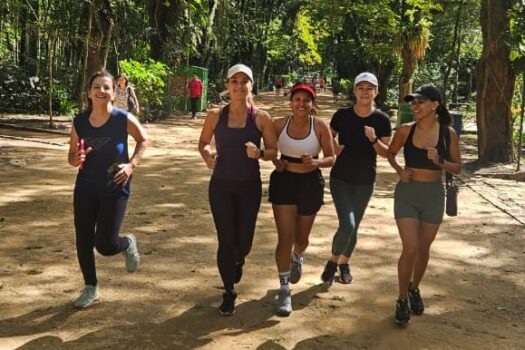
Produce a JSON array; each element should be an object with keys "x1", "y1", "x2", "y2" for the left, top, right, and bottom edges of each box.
[
  {"x1": 259, "y1": 149, "x2": 265, "y2": 159},
  {"x1": 371, "y1": 137, "x2": 379, "y2": 145}
]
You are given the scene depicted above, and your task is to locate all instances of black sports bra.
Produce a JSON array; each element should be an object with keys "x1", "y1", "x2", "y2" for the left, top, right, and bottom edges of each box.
[{"x1": 403, "y1": 123, "x2": 446, "y2": 170}]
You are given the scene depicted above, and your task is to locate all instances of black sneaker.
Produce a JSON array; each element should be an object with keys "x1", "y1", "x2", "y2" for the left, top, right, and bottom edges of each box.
[
  {"x1": 235, "y1": 263, "x2": 243, "y2": 284},
  {"x1": 395, "y1": 298, "x2": 410, "y2": 325},
  {"x1": 408, "y1": 283, "x2": 424, "y2": 315},
  {"x1": 321, "y1": 260, "x2": 337, "y2": 283},
  {"x1": 338, "y1": 264, "x2": 353, "y2": 284},
  {"x1": 219, "y1": 291, "x2": 237, "y2": 316}
]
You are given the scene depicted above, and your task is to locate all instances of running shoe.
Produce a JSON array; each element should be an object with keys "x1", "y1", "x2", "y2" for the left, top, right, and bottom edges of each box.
[
  {"x1": 74, "y1": 285, "x2": 99, "y2": 308},
  {"x1": 276, "y1": 289, "x2": 292, "y2": 316},
  {"x1": 395, "y1": 298, "x2": 411, "y2": 325},
  {"x1": 321, "y1": 260, "x2": 337, "y2": 283},
  {"x1": 219, "y1": 291, "x2": 237, "y2": 316},
  {"x1": 338, "y1": 263, "x2": 353, "y2": 284},
  {"x1": 123, "y1": 234, "x2": 140, "y2": 273},
  {"x1": 289, "y1": 255, "x2": 303, "y2": 284},
  {"x1": 408, "y1": 283, "x2": 424, "y2": 315}
]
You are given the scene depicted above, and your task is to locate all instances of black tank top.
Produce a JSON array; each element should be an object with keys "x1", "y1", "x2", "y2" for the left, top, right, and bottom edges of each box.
[
  {"x1": 73, "y1": 108, "x2": 131, "y2": 198},
  {"x1": 213, "y1": 104, "x2": 262, "y2": 181},
  {"x1": 404, "y1": 123, "x2": 446, "y2": 171}
]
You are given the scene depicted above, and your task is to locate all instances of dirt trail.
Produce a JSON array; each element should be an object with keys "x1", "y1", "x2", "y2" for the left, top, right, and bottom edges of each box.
[{"x1": 0, "y1": 92, "x2": 523, "y2": 350}]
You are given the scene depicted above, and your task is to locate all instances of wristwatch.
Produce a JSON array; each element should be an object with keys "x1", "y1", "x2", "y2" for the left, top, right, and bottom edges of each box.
[
  {"x1": 438, "y1": 156, "x2": 445, "y2": 166},
  {"x1": 259, "y1": 149, "x2": 265, "y2": 159}
]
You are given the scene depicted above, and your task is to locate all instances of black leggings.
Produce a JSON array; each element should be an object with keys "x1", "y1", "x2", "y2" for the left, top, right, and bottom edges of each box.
[
  {"x1": 209, "y1": 177, "x2": 262, "y2": 291},
  {"x1": 74, "y1": 191, "x2": 130, "y2": 286}
]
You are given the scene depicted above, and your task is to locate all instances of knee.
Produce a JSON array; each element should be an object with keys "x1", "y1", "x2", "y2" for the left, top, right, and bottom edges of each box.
[
  {"x1": 401, "y1": 247, "x2": 417, "y2": 260},
  {"x1": 295, "y1": 236, "x2": 309, "y2": 249},
  {"x1": 95, "y1": 238, "x2": 121, "y2": 256}
]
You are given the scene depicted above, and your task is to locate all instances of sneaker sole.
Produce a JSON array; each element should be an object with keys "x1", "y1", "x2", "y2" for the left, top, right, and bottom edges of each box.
[
  {"x1": 276, "y1": 309, "x2": 292, "y2": 317},
  {"x1": 74, "y1": 297, "x2": 99, "y2": 309},
  {"x1": 218, "y1": 310, "x2": 235, "y2": 316},
  {"x1": 338, "y1": 276, "x2": 353, "y2": 284}
]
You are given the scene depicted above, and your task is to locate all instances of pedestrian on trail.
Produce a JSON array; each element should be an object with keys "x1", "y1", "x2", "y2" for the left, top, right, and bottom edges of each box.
[
  {"x1": 188, "y1": 73, "x2": 203, "y2": 119},
  {"x1": 320, "y1": 72, "x2": 392, "y2": 285},
  {"x1": 68, "y1": 70, "x2": 148, "y2": 308},
  {"x1": 270, "y1": 82, "x2": 335, "y2": 316},
  {"x1": 198, "y1": 64, "x2": 278, "y2": 316},
  {"x1": 387, "y1": 84, "x2": 462, "y2": 325},
  {"x1": 114, "y1": 73, "x2": 140, "y2": 114},
  {"x1": 275, "y1": 75, "x2": 284, "y2": 96},
  {"x1": 332, "y1": 77, "x2": 341, "y2": 103}
]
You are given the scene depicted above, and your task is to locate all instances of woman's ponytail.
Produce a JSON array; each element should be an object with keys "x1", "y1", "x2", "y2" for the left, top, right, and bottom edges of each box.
[{"x1": 436, "y1": 104, "x2": 452, "y2": 126}]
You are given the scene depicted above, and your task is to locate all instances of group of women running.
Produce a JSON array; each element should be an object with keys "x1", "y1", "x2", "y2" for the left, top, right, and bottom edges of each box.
[{"x1": 68, "y1": 64, "x2": 462, "y2": 327}]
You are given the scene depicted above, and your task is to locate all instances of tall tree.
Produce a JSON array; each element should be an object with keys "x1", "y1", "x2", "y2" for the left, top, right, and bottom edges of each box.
[{"x1": 476, "y1": 0, "x2": 515, "y2": 162}]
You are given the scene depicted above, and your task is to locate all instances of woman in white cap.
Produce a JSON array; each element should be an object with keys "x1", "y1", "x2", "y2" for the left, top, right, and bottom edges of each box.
[
  {"x1": 387, "y1": 84, "x2": 462, "y2": 325},
  {"x1": 269, "y1": 82, "x2": 335, "y2": 316},
  {"x1": 198, "y1": 64, "x2": 278, "y2": 316},
  {"x1": 320, "y1": 72, "x2": 392, "y2": 284}
]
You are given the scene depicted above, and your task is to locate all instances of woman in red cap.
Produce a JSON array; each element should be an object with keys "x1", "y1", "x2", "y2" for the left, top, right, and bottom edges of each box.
[
  {"x1": 269, "y1": 82, "x2": 335, "y2": 316},
  {"x1": 388, "y1": 84, "x2": 462, "y2": 325}
]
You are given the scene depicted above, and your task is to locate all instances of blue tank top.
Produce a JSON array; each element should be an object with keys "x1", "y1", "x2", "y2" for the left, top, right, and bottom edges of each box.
[
  {"x1": 404, "y1": 123, "x2": 446, "y2": 171},
  {"x1": 73, "y1": 108, "x2": 131, "y2": 198},
  {"x1": 213, "y1": 104, "x2": 262, "y2": 181}
]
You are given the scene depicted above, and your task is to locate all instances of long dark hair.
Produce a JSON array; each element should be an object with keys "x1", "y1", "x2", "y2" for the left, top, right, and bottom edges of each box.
[
  {"x1": 85, "y1": 70, "x2": 116, "y2": 111},
  {"x1": 436, "y1": 104, "x2": 452, "y2": 126}
]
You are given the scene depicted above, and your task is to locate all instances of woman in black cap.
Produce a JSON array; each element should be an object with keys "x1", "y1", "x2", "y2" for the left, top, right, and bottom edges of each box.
[
  {"x1": 387, "y1": 84, "x2": 462, "y2": 325},
  {"x1": 269, "y1": 82, "x2": 334, "y2": 316}
]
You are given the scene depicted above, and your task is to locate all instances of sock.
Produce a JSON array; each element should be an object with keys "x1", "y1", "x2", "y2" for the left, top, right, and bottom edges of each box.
[
  {"x1": 292, "y1": 252, "x2": 303, "y2": 263},
  {"x1": 279, "y1": 272, "x2": 290, "y2": 291}
]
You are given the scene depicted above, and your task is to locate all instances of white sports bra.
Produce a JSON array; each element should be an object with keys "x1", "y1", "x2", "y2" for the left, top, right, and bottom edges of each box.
[{"x1": 278, "y1": 116, "x2": 321, "y2": 161}]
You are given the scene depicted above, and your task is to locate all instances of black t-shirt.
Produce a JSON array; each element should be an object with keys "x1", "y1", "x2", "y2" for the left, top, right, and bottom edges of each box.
[{"x1": 330, "y1": 107, "x2": 392, "y2": 185}]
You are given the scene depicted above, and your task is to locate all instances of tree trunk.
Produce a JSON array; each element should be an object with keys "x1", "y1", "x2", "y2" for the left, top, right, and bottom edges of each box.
[
  {"x1": 476, "y1": 0, "x2": 515, "y2": 163},
  {"x1": 399, "y1": 46, "x2": 417, "y2": 103},
  {"x1": 78, "y1": 0, "x2": 94, "y2": 110},
  {"x1": 149, "y1": 0, "x2": 179, "y2": 63},
  {"x1": 48, "y1": 29, "x2": 58, "y2": 128}
]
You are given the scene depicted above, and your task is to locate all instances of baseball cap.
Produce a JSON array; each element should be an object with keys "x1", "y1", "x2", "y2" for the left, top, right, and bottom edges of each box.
[
  {"x1": 227, "y1": 64, "x2": 253, "y2": 82},
  {"x1": 290, "y1": 83, "x2": 316, "y2": 100},
  {"x1": 354, "y1": 72, "x2": 378, "y2": 87},
  {"x1": 404, "y1": 84, "x2": 442, "y2": 102}
]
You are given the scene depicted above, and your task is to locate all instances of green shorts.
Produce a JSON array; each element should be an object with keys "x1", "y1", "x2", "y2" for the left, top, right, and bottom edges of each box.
[{"x1": 394, "y1": 179, "x2": 444, "y2": 224}]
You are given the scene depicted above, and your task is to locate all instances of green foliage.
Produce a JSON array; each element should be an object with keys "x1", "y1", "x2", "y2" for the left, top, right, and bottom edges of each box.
[{"x1": 119, "y1": 59, "x2": 171, "y2": 122}]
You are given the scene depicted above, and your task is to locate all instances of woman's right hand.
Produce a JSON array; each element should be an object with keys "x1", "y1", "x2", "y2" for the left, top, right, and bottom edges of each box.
[
  {"x1": 205, "y1": 152, "x2": 217, "y2": 169},
  {"x1": 273, "y1": 159, "x2": 288, "y2": 172},
  {"x1": 75, "y1": 143, "x2": 92, "y2": 167},
  {"x1": 398, "y1": 167, "x2": 412, "y2": 182}
]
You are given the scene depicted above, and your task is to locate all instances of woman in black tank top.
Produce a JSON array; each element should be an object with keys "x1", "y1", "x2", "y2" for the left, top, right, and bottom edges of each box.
[
  {"x1": 67, "y1": 71, "x2": 148, "y2": 308},
  {"x1": 387, "y1": 84, "x2": 462, "y2": 325},
  {"x1": 198, "y1": 64, "x2": 277, "y2": 316}
]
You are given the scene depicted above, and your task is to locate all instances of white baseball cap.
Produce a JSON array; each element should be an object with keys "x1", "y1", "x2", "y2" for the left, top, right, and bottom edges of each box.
[
  {"x1": 227, "y1": 64, "x2": 253, "y2": 82},
  {"x1": 354, "y1": 72, "x2": 378, "y2": 87}
]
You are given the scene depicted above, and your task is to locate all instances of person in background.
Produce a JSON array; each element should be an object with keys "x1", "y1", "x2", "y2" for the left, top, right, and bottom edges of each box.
[
  {"x1": 198, "y1": 64, "x2": 278, "y2": 316},
  {"x1": 321, "y1": 72, "x2": 392, "y2": 286},
  {"x1": 114, "y1": 73, "x2": 140, "y2": 114},
  {"x1": 270, "y1": 82, "x2": 335, "y2": 316},
  {"x1": 68, "y1": 70, "x2": 148, "y2": 308},
  {"x1": 275, "y1": 75, "x2": 284, "y2": 96},
  {"x1": 387, "y1": 84, "x2": 462, "y2": 325},
  {"x1": 332, "y1": 77, "x2": 341, "y2": 103},
  {"x1": 188, "y1": 73, "x2": 203, "y2": 119},
  {"x1": 319, "y1": 76, "x2": 326, "y2": 93}
]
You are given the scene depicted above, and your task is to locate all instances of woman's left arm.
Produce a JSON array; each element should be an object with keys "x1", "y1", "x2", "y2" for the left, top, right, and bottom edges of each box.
[
  {"x1": 130, "y1": 86, "x2": 140, "y2": 113},
  {"x1": 316, "y1": 119, "x2": 335, "y2": 168},
  {"x1": 256, "y1": 110, "x2": 277, "y2": 161},
  {"x1": 114, "y1": 114, "x2": 149, "y2": 184}
]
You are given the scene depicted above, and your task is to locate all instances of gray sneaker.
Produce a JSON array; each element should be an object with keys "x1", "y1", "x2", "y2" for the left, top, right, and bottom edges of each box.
[
  {"x1": 289, "y1": 255, "x2": 304, "y2": 284},
  {"x1": 123, "y1": 234, "x2": 140, "y2": 272},
  {"x1": 276, "y1": 289, "x2": 292, "y2": 316},
  {"x1": 74, "y1": 285, "x2": 99, "y2": 308}
]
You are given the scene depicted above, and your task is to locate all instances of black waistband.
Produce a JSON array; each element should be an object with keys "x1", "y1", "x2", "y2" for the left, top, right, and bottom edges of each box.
[{"x1": 280, "y1": 154, "x2": 319, "y2": 163}]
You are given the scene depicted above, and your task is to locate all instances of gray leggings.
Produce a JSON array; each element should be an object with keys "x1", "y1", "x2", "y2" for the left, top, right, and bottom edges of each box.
[{"x1": 329, "y1": 177, "x2": 374, "y2": 257}]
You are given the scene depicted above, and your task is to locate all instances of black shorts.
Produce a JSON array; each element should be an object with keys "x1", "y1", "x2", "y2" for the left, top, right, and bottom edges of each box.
[{"x1": 268, "y1": 169, "x2": 325, "y2": 216}]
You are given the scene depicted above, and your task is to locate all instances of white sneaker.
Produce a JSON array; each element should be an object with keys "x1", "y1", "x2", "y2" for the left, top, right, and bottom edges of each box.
[
  {"x1": 74, "y1": 285, "x2": 99, "y2": 308},
  {"x1": 276, "y1": 289, "x2": 292, "y2": 316},
  {"x1": 123, "y1": 234, "x2": 140, "y2": 272}
]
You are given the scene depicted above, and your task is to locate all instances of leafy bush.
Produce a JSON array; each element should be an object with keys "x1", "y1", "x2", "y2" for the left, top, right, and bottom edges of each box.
[{"x1": 119, "y1": 59, "x2": 171, "y2": 121}]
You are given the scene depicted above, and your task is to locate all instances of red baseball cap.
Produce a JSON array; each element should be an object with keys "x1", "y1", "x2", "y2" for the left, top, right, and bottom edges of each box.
[{"x1": 290, "y1": 83, "x2": 316, "y2": 100}]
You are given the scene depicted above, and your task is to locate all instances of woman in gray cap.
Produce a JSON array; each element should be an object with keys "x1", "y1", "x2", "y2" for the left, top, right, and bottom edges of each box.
[
  {"x1": 387, "y1": 84, "x2": 462, "y2": 325},
  {"x1": 198, "y1": 64, "x2": 277, "y2": 316}
]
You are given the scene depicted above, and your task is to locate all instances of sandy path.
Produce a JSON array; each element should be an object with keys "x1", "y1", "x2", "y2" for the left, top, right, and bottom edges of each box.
[{"x1": 0, "y1": 92, "x2": 523, "y2": 350}]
